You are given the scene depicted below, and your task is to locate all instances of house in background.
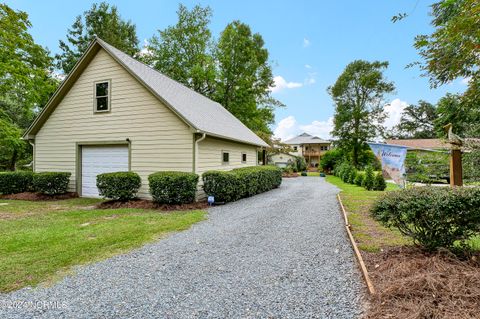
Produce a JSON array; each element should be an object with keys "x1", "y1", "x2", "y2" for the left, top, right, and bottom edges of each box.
[
  {"x1": 283, "y1": 133, "x2": 331, "y2": 168},
  {"x1": 269, "y1": 152, "x2": 296, "y2": 168},
  {"x1": 23, "y1": 37, "x2": 268, "y2": 199}
]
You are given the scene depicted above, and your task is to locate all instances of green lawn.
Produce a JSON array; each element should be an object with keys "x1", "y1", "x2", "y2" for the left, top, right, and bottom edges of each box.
[
  {"x1": 0, "y1": 198, "x2": 206, "y2": 292},
  {"x1": 326, "y1": 175, "x2": 410, "y2": 252},
  {"x1": 306, "y1": 172, "x2": 320, "y2": 176}
]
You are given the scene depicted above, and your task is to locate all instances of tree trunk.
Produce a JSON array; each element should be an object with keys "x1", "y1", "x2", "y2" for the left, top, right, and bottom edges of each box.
[{"x1": 8, "y1": 149, "x2": 18, "y2": 171}]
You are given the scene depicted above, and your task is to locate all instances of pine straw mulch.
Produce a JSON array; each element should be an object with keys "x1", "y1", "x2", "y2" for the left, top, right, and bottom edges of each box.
[
  {"x1": 363, "y1": 246, "x2": 480, "y2": 319},
  {"x1": 0, "y1": 192, "x2": 78, "y2": 201},
  {"x1": 96, "y1": 199, "x2": 209, "y2": 211}
]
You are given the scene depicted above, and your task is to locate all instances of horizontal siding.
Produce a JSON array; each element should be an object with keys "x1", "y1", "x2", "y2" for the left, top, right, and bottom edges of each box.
[
  {"x1": 196, "y1": 136, "x2": 259, "y2": 199},
  {"x1": 35, "y1": 48, "x2": 193, "y2": 198}
]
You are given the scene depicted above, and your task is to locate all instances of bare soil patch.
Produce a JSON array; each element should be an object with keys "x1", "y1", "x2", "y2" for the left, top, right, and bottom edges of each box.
[
  {"x1": 97, "y1": 199, "x2": 208, "y2": 211},
  {"x1": 0, "y1": 192, "x2": 78, "y2": 201},
  {"x1": 363, "y1": 246, "x2": 480, "y2": 319}
]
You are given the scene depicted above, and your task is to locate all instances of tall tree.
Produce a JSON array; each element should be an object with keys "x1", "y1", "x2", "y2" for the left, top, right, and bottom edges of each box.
[
  {"x1": 215, "y1": 21, "x2": 281, "y2": 135},
  {"x1": 143, "y1": 4, "x2": 216, "y2": 97},
  {"x1": 56, "y1": 2, "x2": 139, "y2": 74},
  {"x1": 0, "y1": 4, "x2": 58, "y2": 169},
  {"x1": 329, "y1": 60, "x2": 395, "y2": 167},
  {"x1": 392, "y1": 101, "x2": 437, "y2": 138},
  {"x1": 433, "y1": 93, "x2": 475, "y2": 138},
  {"x1": 414, "y1": 0, "x2": 480, "y2": 105}
]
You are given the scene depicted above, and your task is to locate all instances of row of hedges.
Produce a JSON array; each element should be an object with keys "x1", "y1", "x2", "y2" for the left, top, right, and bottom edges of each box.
[
  {"x1": 0, "y1": 171, "x2": 71, "y2": 195},
  {"x1": 371, "y1": 187, "x2": 480, "y2": 251},
  {"x1": 202, "y1": 166, "x2": 282, "y2": 203},
  {"x1": 333, "y1": 162, "x2": 386, "y2": 191},
  {"x1": 2, "y1": 166, "x2": 282, "y2": 204},
  {"x1": 96, "y1": 171, "x2": 198, "y2": 204}
]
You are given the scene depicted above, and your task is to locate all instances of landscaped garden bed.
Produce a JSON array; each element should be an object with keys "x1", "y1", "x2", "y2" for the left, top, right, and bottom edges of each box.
[{"x1": 326, "y1": 175, "x2": 480, "y2": 319}]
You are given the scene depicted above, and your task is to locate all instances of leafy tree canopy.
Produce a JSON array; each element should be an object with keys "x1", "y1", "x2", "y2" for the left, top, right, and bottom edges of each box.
[
  {"x1": 391, "y1": 101, "x2": 437, "y2": 139},
  {"x1": 0, "y1": 4, "x2": 57, "y2": 127},
  {"x1": 143, "y1": 4, "x2": 216, "y2": 97},
  {"x1": 215, "y1": 21, "x2": 282, "y2": 136},
  {"x1": 329, "y1": 60, "x2": 395, "y2": 167},
  {"x1": 0, "y1": 4, "x2": 57, "y2": 170},
  {"x1": 56, "y1": 2, "x2": 139, "y2": 74}
]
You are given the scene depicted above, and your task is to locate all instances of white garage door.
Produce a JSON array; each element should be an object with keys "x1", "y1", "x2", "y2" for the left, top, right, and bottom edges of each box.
[{"x1": 81, "y1": 145, "x2": 129, "y2": 198}]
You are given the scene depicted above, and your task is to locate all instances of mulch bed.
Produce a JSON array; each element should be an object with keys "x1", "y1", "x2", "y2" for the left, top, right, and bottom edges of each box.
[
  {"x1": 97, "y1": 199, "x2": 209, "y2": 211},
  {"x1": 0, "y1": 192, "x2": 78, "y2": 201},
  {"x1": 362, "y1": 246, "x2": 480, "y2": 319},
  {"x1": 282, "y1": 173, "x2": 299, "y2": 178}
]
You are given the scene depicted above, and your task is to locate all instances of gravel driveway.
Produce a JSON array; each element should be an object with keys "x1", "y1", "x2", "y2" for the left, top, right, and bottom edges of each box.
[{"x1": 0, "y1": 177, "x2": 364, "y2": 319}]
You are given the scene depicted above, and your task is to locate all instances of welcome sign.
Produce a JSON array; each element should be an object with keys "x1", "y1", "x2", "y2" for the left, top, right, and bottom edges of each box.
[{"x1": 367, "y1": 142, "x2": 408, "y2": 187}]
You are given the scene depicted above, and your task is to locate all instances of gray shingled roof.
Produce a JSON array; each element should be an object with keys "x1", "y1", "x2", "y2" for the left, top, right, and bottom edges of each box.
[
  {"x1": 97, "y1": 38, "x2": 268, "y2": 147},
  {"x1": 284, "y1": 133, "x2": 330, "y2": 145}
]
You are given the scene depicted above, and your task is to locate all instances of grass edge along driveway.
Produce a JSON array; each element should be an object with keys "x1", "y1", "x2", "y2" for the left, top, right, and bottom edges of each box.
[
  {"x1": 325, "y1": 175, "x2": 409, "y2": 252},
  {"x1": 0, "y1": 198, "x2": 206, "y2": 293}
]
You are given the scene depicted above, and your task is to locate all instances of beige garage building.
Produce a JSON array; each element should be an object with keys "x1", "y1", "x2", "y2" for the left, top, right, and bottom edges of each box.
[{"x1": 23, "y1": 37, "x2": 268, "y2": 198}]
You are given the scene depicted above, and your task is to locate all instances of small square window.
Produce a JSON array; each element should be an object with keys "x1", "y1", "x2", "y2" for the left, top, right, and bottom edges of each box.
[
  {"x1": 293, "y1": 146, "x2": 298, "y2": 151},
  {"x1": 222, "y1": 151, "x2": 229, "y2": 164},
  {"x1": 94, "y1": 81, "x2": 110, "y2": 112},
  {"x1": 242, "y1": 153, "x2": 247, "y2": 163}
]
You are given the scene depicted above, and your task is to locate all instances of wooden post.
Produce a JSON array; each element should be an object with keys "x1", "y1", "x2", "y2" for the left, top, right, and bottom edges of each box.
[{"x1": 450, "y1": 149, "x2": 463, "y2": 186}]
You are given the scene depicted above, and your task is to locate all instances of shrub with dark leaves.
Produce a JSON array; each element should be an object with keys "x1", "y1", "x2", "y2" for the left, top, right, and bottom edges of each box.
[
  {"x1": 149, "y1": 171, "x2": 199, "y2": 204},
  {"x1": 97, "y1": 172, "x2": 141, "y2": 201},
  {"x1": 0, "y1": 171, "x2": 33, "y2": 194},
  {"x1": 33, "y1": 172, "x2": 71, "y2": 195},
  {"x1": 371, "y1": 187, "x2": 480, "y2": 251}
]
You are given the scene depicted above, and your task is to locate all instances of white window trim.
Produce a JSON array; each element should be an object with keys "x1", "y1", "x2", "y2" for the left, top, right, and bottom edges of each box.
[
  {"x1": 222, "y1": 150, "x2": 230, "y2": 165},
  {"x1": 241, "y1": 152, "x2": 247, "y2": 163},
  {"x1": 93, "y1": 79, "x2": 111, "y2": 113}
]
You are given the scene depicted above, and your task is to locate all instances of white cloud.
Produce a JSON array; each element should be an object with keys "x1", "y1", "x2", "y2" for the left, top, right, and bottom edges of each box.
[
  {"x1": 304, "y1": 64, "x2": 312, "y2": 69},
  {"x1": 270, "y1": 76, "x2": 303, "y2": 93},
  {"x1": 303, "y1": 38, "x2": 310, "y2": 48},
  {"x1": 383, "y1": 98, "x2": 408, "y2": 130},
  {"x1": 461, "y1": 77, "x2": 472, "y2": 85},
  {"x1": 139, "y1": 38, "x2": 153, "y2": 57},
  {"x1": 299, "y1": 118, "x2": 333, "y2": 140},
  {"x1": 274, "y1": 116, "x2": 333, "y2": 141}
]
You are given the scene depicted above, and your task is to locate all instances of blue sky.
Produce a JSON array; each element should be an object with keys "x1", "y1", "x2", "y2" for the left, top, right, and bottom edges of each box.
[{"x1": 7, "y1": 0, "x2": 466, "y2": 140}]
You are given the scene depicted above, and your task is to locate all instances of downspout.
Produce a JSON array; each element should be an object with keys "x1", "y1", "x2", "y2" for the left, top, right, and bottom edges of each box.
[
  {"x1": 28, "y1": 140, "x2": 35, "y2": 171},
  {"x1": 194, "y1": 133, "x2": 207, "y2": 174}
]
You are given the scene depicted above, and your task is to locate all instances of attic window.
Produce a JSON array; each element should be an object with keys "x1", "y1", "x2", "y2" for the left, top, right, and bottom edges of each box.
[{"x1": 94, "y1": 80, "x2": 110, "y2": 112}]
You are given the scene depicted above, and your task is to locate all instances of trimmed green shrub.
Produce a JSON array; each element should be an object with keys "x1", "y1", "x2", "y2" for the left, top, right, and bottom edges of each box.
[
  {"x1": 373, "y1": 173, "x2": 387, "y2": 191},
  {"x1": 320, "y1": 149, "x2": 344, "y2": 173},
  {"x1": 301, "y1": 171, "x2": 307, "y2": 176},
  {"x1": 149, "y1": 171, "x2": 199, "y2": 204},
  {"x1": 203, "y1": 166, "x2": 282, "y2": 203},
  {"x1": 347, "y1": 169, "x2": 357, "y2": 184},
  {"x1": 354, "y1": 172, "x2": 364, "y2": 186},
  {"x1": 33, "y1": 172, "x2": 71, "y2": 195},
  {"x1": 371, "y1": 187, "x2": 480, "y2": 251},
  {"x1": 0, "y1": 171, "x2": 34, "y2": 194},
  {"x1": 97, "y1": 172, "x2": 141, "y2": 201},
  {"x1": 363, "y1": 166, "x2": 375, "y2": 190},
  {"x1": 294, "y1": 156, "x2": 307, "y2": 172}
]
